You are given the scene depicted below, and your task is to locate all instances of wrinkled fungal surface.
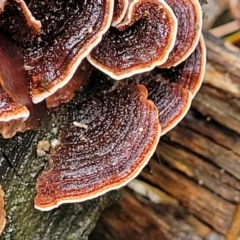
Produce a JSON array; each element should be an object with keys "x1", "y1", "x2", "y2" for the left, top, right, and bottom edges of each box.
[
  {"x1": 1, "y1": 0, "x2": 113, "y2": 103},
  {"x1": 128, "y1": 36, "x2": 206, "y2": 134},
  {"x1": 159, "y1": 0, "x2": 202, "y2": 68},
  {"x1": 0, "y1": 0, "x2": 206, "y2": 213},
  {"x1": 88, "y1": 0, "x2": 178, "y2": 80},
  {"x1": 112, "y1": 0, "x2": 128, "y2": 26},
  {"x1": 157, "y1": 36, "x2": 206, "y2": 97},
  {"x1": 26, "y1": 0, "x2": 113, "y2": 103},
  {"x1": 35, "y1": 84, "x2": 161, "y2": 210},
  {"x1": 146, "y1": 81, "x2": 191, "y2": 135}
]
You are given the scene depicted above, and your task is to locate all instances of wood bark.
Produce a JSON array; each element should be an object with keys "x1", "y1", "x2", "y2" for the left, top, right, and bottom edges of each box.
[{"x1": 90, "y1": 32, "x2": 240, "y2": 240}]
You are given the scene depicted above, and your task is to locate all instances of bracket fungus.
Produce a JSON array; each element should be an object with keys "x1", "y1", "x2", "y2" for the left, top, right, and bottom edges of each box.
[
  {"x1": 24, "y1": 0, "x2": 114, "y2": 104},
  {"x1": 0, "y1": 0, "x2": 206, "y2": 211},
  {"x1": 88, "y1": 0, "x2": 178, "y2": 79},
  {"x1": 112, "y1": 0, "x2": 128, "y2": 27},
  {"x1": 129, "y1": 36, "x2": 206, "y2": 134},
  {"x1": 1, "y1": 0, "x2": 114, "y2": 103},
  {"x1": 34, "y1": 85, "x2": 161, "y2": 210},
  {"x1": 159, "y1": 0, "x2": 202, "y2": 68}
]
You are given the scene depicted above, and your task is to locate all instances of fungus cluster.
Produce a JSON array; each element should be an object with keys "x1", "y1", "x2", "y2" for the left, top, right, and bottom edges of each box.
[{"x1": 0, "y1": 0, "x2": 206, "y2": 211}]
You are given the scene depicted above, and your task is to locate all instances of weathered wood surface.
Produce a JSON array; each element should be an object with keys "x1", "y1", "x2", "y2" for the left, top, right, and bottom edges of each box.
[{"x1": 90, "y1": 32, "x2": 240, "y2": 240}]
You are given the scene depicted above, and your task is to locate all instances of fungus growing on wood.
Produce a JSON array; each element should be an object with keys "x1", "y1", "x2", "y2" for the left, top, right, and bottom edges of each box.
[
  {"x1": 0, "y1": 24, "x2": 49, "y2": 138},
  {"x1": 157, "y1": 35, "x2": 206, "y2": 98},
  {"x1": 0, "y1": 88, "x2": 30, "y2": 138},
  {"x1": 88, "y1": 0, "x2": 178, "y2": 80},
  {"x1": 0, "y1": 0, "x2": 206, "y2": 213},
  {"x1": 35, "y1": 84, "x2": 161, "y2": 210},
  {"x1": 159, "y1": 0, "x2": 202, "y2": 68},
  {"x1": 128, "y1": 36, "x2": 206, "y2": 134},
  {"x1": 24, "y1": 0, "x2": 114, "y2": 103}
]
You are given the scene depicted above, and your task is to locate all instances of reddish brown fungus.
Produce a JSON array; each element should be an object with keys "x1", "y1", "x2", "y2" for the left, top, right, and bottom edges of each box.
[
  {"x1": 128, "y1": 36, "x2": 206, "y2": 135},
  {"x1": 88, "y1": 0, "x2": 178, "y2": 80},
  {"x1": 0, "y1": 32, "x2": 30, "y2": 137},
  {"x1": 45, "y1": 60, "x2": 93, "y2": 108},
  {"x1": 157, "y1": 36, "x2": 206, "y2": 97},
  {"x1": 35, "y1": 84, "x2": 161, "y2": 210},
  {"x1": 24, "y1": 0, "x2": 114, "y2": 103},
  {"x1": 159, "y1": 0, "x2": 202, "y2": 68},
  {"x1": 146, "y1": 81, "x2": 192, "y2": 135},
  {"x1": 0, "y1": 0, "x2": 41, "y2": 45},
  {"x1": 0, "y1": 0, "x2": 206, "y2": 212},
  {"x1": 112, "y1": 0, "x2": 128, "y2": 26}
]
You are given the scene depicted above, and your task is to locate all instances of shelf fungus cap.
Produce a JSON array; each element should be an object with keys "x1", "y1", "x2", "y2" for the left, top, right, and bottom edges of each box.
[
  {"x1": 146, "y1": 81, "x2": 192, "y2": 135},
  {"x1": 129, "y1": 36, "x2": 206, "y2": 135},
  {"x1": 159, "y1": 0, "x2": 202, "y2": 68},
  {"x1": 157, "y1": 35, "x2": 206, "y2": 98},
  {"x1": 34, "y1": 84, "x2": 161, "y2": 211},
  {"x1": 112, "y1": 0, "x2": 128, "y2": 27},
  {"x1": 0, "y1": 87, "x2": 29, "y2": 122},
  {"x1": 88, "y1": 0, "x2": 178, "y2": 80},
  {"x1": 25, "y1": 0, "x2": 114, "y2": 104}
]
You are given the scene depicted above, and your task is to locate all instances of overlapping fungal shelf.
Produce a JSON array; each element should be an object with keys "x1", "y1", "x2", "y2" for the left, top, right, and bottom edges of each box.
[
  {"x1": 0, "y1": 0, "x2": 206, "y2": 211},
  {"x1": 35, "y1": 85, "x2": 161, "y2": 210},
  {"x1": 159, "y1": 0, "x2": 203, "y2": 68},
  {"x1": 88, "y1": 0, "x2": 179, "y2": 79}
]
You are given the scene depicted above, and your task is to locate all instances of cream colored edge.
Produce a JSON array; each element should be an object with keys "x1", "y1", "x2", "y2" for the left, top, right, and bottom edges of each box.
[
  {"x1": 161, "y1": 35, "x2": 206, "y2": 135},
  {"x1": 0, "y1": 0, "x2": 41, "y2": 31},
  {"x1": 17, "y1": 0, "x2": 42, "y2": 32},
  {"x1": 0, "y1": 0, "x2": 7, "y2": 11},
  {"x1": 0, "y1": 106, "x2": 29, "y2": 122},
  {"x1": 161, "y1": 0, "x2": 203, "y2": 68},
  {"x1": 32, "y1": 1, "x2": 114, "y2": 103},
  {"x1": 35, "y1": 98, "x2": 161, "y2": 211},
  {"x1": 161, "y1": 90, "x2": 192, "y2": 136},
  {"x1": 87, "y1": 0, "x2": 178, "y2": 80}
]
